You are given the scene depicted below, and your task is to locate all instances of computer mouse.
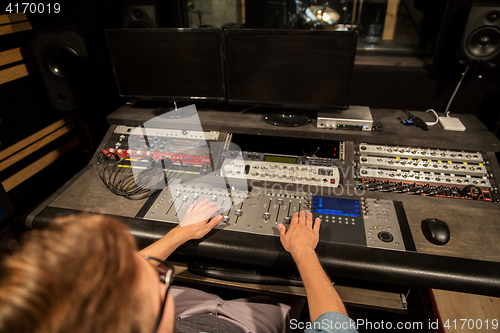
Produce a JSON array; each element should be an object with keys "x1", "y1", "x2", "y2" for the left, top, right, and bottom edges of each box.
[{"x1": 421, "y1": 218, "x2": 450, "y2": 245}]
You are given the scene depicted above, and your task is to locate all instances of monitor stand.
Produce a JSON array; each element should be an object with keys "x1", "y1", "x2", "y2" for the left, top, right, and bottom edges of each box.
[
  {"x1": 153, "y1": 101, "x2": 197, "y2": 119},
  {"x1": 263, "y1": 109, "x2": 310, "y2": 127}
]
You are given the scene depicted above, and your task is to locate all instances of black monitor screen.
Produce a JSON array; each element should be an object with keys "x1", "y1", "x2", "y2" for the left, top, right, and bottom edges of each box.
[
  {"x1": 224, "y1": 30, "x2": 357, "y2": 109},
  {"x1": 106, "y1": 29, "x2": 225, "y2": 102}
]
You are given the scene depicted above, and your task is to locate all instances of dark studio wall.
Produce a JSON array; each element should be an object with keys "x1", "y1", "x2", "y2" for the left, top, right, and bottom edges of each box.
[
  {"x1": 234, "y1": 0, "x2": 500, "y2": 136},
  {"x1": 349, "y1": 0, "x2": 500, "y2": 137},
  {"x1": 0, "y1": 0, "x2": 189, "y2": 222},
  {"x1": 0, "y1": 1, "x2": 124, "y2": 220},
  {"x1": 23, "y1": 0, "x2": 500, "y2": 137}
]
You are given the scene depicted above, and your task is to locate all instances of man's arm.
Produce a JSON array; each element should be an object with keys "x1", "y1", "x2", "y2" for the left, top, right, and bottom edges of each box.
[
  {"x1": 278, "y1": 211, "x2": 347, "y2": 321},
  {"x1": 140, "y1": 199, "x2": 222, "y2": 260}
]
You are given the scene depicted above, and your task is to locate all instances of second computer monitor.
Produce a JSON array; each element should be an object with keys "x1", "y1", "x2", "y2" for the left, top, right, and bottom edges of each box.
[{"x1": 224, "y1": 29, "x2": 357, "y2": 110}]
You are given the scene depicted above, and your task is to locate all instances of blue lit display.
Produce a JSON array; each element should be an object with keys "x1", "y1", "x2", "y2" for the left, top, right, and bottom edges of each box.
[{"x1": 312, "y1": 196, "x2": 360, "y2": 217}]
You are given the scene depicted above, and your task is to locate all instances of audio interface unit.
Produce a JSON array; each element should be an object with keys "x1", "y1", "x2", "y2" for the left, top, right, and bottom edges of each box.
[
  {"x1": 356, "y1": 143, "x2": 499, "y2": 202},
  {"x1": 317, "y1": 106, "x2": 373, "y2": 131},
  {"x1": 221, "y1": 160, "x2": 341, "y2": 187},
  {"x1": 100, "y1": 125, "x2": 221, "y2": 175}
]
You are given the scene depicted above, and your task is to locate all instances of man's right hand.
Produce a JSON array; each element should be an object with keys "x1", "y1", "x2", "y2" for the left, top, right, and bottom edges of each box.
[
  {"x1": 279, "y1": 211, "x2": 350, "y2": 321},
  {"x1": 278, "y1": 211, "x2": 321, "y2": 257}
]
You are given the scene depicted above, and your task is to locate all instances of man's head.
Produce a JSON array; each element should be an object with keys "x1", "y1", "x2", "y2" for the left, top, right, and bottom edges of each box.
[{"x1": 0, "y1": 214, "x2": 174, "y2": 333}]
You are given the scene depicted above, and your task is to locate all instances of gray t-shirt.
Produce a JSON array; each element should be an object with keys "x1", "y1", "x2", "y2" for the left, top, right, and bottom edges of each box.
[{"x1": 175, "y1": 314, "x2": 245, "y2": 333}]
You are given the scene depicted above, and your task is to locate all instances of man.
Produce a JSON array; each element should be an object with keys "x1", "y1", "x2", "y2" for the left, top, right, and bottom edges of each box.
[{"x1": 0, "y1": 199, "x2": 357, "y2": 333}]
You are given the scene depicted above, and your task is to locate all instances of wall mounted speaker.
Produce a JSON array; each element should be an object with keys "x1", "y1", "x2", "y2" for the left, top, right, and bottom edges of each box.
[
  {"x1": 119, "y1": 0, "x2": 158, "y2": 28},
  {"x1": 32, "y1": 28, "x2": 90, "y2": 112},
  {"x1": 458, "y1": 1, "x2": 500, "y2": 66}
]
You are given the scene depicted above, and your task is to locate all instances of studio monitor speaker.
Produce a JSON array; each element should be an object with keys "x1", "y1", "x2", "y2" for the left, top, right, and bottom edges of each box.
[
  {"x1": 120, "y1": 0, "x2": 158, "y2": 28},
  {"x1": 458, "y1": 1, "x2": 500, "y2": 66},
  {"x1": 32, "y1": 28, "x2": 90, "y2": 112}
]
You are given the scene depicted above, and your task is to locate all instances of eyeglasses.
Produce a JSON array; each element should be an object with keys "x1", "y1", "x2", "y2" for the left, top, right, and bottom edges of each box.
[{"x1": 144, "y1": 256, "x2": 174, "y2": 333}]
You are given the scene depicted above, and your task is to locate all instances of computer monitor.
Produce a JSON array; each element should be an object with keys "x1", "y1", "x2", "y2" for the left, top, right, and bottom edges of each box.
[
  {"x1": 106, "y1": 28, "x2": 225, "y2": 107},
  {"x1": 224, "y1": 29, "x2": 357, "y2": 111}
]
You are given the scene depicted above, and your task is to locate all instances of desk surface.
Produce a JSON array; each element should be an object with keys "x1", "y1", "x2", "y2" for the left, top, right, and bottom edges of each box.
[
  {"x1": 108, "y1": 104, "x2": 500, "y2": 152},
  {"x1": 28, "y1": 105, "x2": 500, "y2": 298}
]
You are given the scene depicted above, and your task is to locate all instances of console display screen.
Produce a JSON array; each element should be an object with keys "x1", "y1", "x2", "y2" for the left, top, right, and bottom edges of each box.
[
  {"x1": 264, "y1": 155, "x2": 297, "y2": 164},
  {"x1": 312, "y1": 196, "x2": 360, "y2": 217}
]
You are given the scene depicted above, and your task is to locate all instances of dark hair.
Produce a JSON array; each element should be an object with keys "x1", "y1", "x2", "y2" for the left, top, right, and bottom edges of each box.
[{"x1": 0, "y1": 214, "x2": 154, "y2": 333}]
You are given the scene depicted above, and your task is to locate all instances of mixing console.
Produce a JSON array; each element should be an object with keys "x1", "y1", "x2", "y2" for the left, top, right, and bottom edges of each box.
[{"x1": 144, "y1": 180, "x2": 413, "y2": 252}]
